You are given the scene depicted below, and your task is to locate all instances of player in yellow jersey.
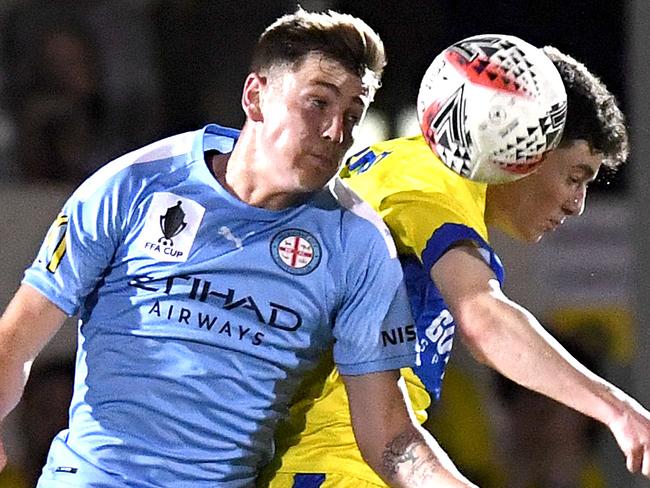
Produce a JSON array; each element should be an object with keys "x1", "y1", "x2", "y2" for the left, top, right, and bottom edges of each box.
[{"x1": 258, "y1": 43, "x2": 650, "y2": 488}]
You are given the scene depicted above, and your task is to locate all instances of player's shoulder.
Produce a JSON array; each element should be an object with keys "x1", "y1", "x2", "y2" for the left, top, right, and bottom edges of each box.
[
  {"x1": 345, "y1": 134, "x2": 467, "y2": 195},
  {"x1": 346, "y1": 134, "x2": 432, "y2": 170},
  {"x1": 74, "y1": 130, "x2": 201, "y2": 202},
  {"x1": 369, "y1": 134, "x2": 430, "y2": 155},
  {"x1": 323, "y1": 178, "x2": 398, "y2": 259},
  {"x1": 381, "y1": 135, "x2": 486, "y2": 201},
  {"x1": 375, "y1": 134, "x2": 437, "y2": 166}
]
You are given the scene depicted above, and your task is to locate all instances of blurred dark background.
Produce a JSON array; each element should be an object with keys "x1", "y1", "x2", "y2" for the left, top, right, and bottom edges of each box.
[{"x1": 0, "y1": 0, "x2": 628, "y2": 191}]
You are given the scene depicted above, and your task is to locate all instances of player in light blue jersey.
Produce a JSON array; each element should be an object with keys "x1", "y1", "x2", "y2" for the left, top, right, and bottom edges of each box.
[{"x1": 0, "y1": 8, "x2": 471, "y2": 488}]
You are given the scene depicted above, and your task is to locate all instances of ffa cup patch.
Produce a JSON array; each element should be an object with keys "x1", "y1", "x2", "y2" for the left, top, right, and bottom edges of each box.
[
  {"x1": 137, "y1": 192, "x2": 205, "y2": 262},
  {"x1": 271, "y1": 229, "x2": 322, "y2": 275}
]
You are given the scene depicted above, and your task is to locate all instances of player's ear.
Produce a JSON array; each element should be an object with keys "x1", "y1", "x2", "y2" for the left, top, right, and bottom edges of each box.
[{"x1": 242, "y1": 72, "x2": 266, "y2": 122}]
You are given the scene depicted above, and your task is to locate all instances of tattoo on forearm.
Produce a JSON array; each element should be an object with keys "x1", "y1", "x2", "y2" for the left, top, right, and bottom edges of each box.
[{"x1": 382, "y1": 430, "x2": 440, "y2": 483}]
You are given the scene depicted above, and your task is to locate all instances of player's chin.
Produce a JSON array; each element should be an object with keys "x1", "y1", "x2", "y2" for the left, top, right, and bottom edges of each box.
[
  {"x1": 296, "y1": 173, "x2": 333, "y2": 193},
  {"x1": 522, "y1": 227, "x2": 546, "y2": 243},
  {"x1": 304, "y1": 167, "x2": 338, "y2": 189}
]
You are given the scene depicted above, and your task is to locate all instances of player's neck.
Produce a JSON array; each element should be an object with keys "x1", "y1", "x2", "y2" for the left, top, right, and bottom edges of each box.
[
  {"x1": 210, "y1": 148, "x2": 310, "y2": 211},
  {"x1": 485, "y1": 185, "x2": 517, "y2": 238}
]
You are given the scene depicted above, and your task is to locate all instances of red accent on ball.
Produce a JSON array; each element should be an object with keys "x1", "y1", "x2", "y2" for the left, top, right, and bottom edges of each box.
[
  {"x1": 420, "y1": 100, "x2": 443, "y2": 150},
  {"x1": 446, "y1": 51, "x2": 530, "y2": 97},
  {"x1": 495, "y1": 153, "x2": 546, "y2": 174}
]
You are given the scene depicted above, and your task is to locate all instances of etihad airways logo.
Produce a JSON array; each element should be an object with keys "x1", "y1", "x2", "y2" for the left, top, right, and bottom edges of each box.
[
  {"x1": 129, "y1": 273, "x2": 303, "y2": 333},
  {"x1": 136, "y1": 193, "x2": 205, "y2": 262}
]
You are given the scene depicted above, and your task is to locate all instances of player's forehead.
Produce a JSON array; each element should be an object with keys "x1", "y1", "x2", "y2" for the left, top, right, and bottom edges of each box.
[{"x1": 280, "y1": 53, "x2": 370, "y2": 107}]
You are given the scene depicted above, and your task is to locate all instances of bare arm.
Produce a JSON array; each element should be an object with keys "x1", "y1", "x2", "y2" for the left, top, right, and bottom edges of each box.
[
  {"x1": 432, "y1": 244, "x2": 650, "y2": 477},
  {"x1": 0, "y1": 284, "x2": 68, "y2": 469},
  {"x1": 342, "y1": 370, "x2": 478, "y2": 487}
]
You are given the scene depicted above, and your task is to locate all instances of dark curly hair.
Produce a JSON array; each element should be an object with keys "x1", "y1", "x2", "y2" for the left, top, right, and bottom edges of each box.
[{"x1": 543, "y1": 46, "x2": 629, "y2": 169}]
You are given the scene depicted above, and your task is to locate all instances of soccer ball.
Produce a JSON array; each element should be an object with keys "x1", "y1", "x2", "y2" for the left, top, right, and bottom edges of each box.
[{"x1": 417, "y1": 34, "x2": 567, "y2": 184}]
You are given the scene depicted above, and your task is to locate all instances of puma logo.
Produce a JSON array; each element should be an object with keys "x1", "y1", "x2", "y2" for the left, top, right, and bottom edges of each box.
[{"x1": 218, "y1": 226, "x2": 254, "y2": 249}]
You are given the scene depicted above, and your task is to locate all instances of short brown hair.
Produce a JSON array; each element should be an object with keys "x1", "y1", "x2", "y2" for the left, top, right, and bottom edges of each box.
[{"x1": 251, "y1": 8, "x2": 385, "y2": 92}]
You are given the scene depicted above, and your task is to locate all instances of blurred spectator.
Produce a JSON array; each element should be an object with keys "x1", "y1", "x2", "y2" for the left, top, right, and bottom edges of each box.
[
  {"x1": 149, "y1": 1, "x2": 293, "y2": 133},
  {"x1": 14, "y1": 22, "x2": 110, "y2": 182},
  {"x1": 425, "y1": 322, "x2": 612, "y2": 488},
  {"x1": 425, "y1": 348, "x2": 507, "y2": 487},
  {"x1": 494, "y1": 327, "x2": 609, "y2": 488},
  {"x1": 0, "y1": 106, "x2": 18, "y2": 180},
  {"x1": 82, "y1": 0, "x2": 164, "y2": 151},
  {"x1": 1, "y1": 0, "x2": 162, "y2": 184},
  {"x1": 0, "y1": 69, "x2": 17, "y2": 180},
  {"x1": 0, "y1": 358, "x2": 74, "y2": 488}
]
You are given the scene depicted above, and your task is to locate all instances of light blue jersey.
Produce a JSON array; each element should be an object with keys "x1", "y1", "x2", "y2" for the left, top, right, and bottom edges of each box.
[{"x1": 24, "y1": 124, "x2": 415, "y2": 487}]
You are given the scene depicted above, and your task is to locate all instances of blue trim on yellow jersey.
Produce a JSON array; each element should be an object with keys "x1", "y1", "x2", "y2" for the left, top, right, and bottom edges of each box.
[
  {"x1": 421, "y1": 223, "x2": 504, "y2": 284},
  {"x1": 345, "y1": 146, "x2": 392, "y2": 174},
  {"x1": 292, "y1": 474, "x2": 326, "y2": 488},
  {"x1": 402, "y1": 223, "x2": 504, "y2": 398}
]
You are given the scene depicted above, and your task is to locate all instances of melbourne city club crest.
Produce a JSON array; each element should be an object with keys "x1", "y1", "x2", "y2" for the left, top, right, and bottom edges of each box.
[
  {"x1": 139, "y1": 192, "x2": 205, "y2": 262},
  {"x1": 271, "y1": 229, "x2": 322, "y2": 275}
]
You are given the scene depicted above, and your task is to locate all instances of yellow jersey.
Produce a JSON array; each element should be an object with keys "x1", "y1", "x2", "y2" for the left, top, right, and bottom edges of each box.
[{"x1": 260, "y1": 135, "x2": 504, "y2": 485}]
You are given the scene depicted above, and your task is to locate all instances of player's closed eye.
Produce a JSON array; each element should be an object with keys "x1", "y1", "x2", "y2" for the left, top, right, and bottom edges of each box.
[
  {"x1": 346, "y1": 113, "x2": 361, "y2": 126},
  {"x1": 568, "y1": 175, "x2": 586, "y2": 187},
  {"x1": 310, "y1": 98, "x2": 327, "y2": 109}
]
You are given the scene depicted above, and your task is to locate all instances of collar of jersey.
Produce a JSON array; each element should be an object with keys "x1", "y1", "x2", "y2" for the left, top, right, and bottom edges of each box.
[{"x1": 192, "y1": 123, "x2": 302, "y2": 221}]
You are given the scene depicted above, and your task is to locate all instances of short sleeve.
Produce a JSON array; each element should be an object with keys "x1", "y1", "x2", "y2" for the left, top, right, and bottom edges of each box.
[
  {"x1": 23, "y1": 168, "x2": 129, "y2": 316},
  {"x1": 332, "y1": 230, "x2": 415, "y2": 375}
]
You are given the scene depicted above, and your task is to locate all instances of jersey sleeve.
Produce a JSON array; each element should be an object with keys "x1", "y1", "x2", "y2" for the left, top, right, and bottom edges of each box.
[
  {"x1": 383, "y1": 190, "x2": 504, "y2": 283},
  {"x1": 22, "y1": 166, "x2": 131, "y2": 316},
  {"x1": 331, "y1": 224, "x2": 415, "y2": 376}
]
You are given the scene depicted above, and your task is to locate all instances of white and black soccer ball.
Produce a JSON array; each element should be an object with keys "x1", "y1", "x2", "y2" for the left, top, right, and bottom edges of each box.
[{"x1": 417, "y1": 34, "x2": 567, "y2": 184}]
